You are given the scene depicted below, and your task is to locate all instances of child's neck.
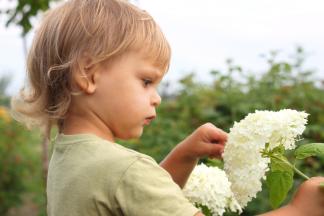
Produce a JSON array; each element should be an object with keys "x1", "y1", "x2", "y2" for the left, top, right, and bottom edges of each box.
[{"x1": 62, "y1": 114, "x2": 115, "y2": 143}]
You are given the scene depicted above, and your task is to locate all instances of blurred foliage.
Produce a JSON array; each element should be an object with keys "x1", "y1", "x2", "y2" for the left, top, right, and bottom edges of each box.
[
  {"x1": 0, "y1": 0, "x2": 58, "y2": 35},
  {"x1": 0, "y1": 106, "x2": 43, "y2": 215},
  {"x1": 0, "y1": 76, "x2": 11, "y2": 106},
  {"x1": 0, "y1": 79, "x2": 43, "y2": 215}
]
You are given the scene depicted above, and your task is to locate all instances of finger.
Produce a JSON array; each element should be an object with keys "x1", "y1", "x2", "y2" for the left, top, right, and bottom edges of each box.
[
  {"x1": 301, "y1": 177, "x2": 324, "y2": 194},
  {"x1": 209, "y1": 129, "x2": 227, "y2": 146},
  {"x1": 205, "y1": 142, "x2": 224, "y2": 159},
  {"x1": 310, "y1": 177, "x2": 324, "y2": 192},
  {"x1": 211, "y1": 138, "x2": 226, "y2": 146},
  {"x1": 201, "y1": 123, "x2": 228, "y2": 145}
]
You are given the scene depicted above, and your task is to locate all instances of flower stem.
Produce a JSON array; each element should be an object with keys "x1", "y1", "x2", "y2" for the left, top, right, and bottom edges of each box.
[
  {"x1": 271, "y1": 154, "x2": 310, "y2": 180},
  {"x1": 292, "y1": 165, "x2": 310, "y2": 180}
]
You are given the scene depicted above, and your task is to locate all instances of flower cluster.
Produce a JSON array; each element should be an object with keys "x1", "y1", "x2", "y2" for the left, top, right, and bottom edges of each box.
[
  {"x1": 223, "y1": 109, "x2": 308, "y2": 207},
  {"x1": 183, "y1": 164, "x2": 242, "y2": 216}
]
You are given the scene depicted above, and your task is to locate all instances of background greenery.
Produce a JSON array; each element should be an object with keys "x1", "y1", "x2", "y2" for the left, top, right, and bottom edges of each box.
[{"x1": 1, "y1": 1, "x2": 324, "y2": 215}]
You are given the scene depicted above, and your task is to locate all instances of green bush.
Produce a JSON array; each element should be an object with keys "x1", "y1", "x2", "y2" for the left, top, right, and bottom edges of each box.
[{"x1": 0, "y1": 106, "x2": 42, "y2": 215}]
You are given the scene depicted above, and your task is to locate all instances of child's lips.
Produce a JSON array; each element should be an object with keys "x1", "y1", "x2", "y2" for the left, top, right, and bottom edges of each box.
[{"x1": 144, "y1": 116, "x2": 156, "y2": 125}]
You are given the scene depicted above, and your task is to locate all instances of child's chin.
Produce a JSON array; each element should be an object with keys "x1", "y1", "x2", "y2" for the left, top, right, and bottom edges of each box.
[{"x1": 118, "y1": 128, "x2": 143, "y2": 140}]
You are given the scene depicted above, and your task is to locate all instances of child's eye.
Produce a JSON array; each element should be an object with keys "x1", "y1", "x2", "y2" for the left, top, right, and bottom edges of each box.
[{"x1": 143, "y1": 79, "x2": 152, "y2": 87}]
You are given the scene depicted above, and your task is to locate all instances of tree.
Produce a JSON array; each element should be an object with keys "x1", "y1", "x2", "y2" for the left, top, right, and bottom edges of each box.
[{"x1": 0, "y1": 0, "x2": 59, "y2": 35}]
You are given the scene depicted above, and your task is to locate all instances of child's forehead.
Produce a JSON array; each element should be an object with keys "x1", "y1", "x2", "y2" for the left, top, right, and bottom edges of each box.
[
  {"x1": 137, "y1": 58, "x2": 167, "y2": 79},
  {"x1": 119, "y1": 50, "x2": 168, "y2": 77}
]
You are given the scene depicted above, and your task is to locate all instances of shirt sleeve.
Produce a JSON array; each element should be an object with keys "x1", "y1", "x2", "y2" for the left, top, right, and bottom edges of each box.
[{"x1": 114, "y1": 156, "x2": 200, "y2": 216}]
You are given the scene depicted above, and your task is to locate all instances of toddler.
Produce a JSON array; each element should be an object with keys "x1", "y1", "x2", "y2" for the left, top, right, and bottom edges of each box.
[{"x1": 11, "y1": 0, "x2": 324, "y2": 215}]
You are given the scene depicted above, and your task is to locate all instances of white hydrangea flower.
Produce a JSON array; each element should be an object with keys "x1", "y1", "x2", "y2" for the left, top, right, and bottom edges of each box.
[
  {"x1": 183, "y1": 164, "x2": 242, "y2": 216},
  {"x1": 223, "y1": 109, "x2": 308, "y2": 207}
]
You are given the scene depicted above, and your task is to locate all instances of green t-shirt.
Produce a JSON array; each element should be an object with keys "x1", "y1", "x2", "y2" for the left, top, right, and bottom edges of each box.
[{"x1": 47, "y1": 133, "x2": 199, "y2": 216}]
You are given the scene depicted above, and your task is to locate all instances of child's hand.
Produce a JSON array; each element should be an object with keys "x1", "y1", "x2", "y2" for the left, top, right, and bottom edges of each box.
[
  {"x1": 289, "y1": 177, "x2": 324, "y2": 216},
  {"x1": 177, "y1": 123, "x2": 227, "y2": 161},
  {"x1": 160, "y1": 123, "x2": 227, "y2": 188}
]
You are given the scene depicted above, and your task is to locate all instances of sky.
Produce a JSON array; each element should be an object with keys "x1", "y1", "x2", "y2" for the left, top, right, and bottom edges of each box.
[{"x1": 1, "y1": 0, "x2": 324, "y2": 95}]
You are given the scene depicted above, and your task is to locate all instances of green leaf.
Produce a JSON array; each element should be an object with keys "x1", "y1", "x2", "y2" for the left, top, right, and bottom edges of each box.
[
  {"x1": 270, "y1": 155, "x2": 293, "y2": 174},
  {"x1": 266, "y1": 170, "x2": 293, "y2": 209},
  {"x1": 294, "y1": 143, "x2": 324, "y2": 159},
  {"x1": 272, "y1": 144, "x2": 285, "y2": 155},
  {"x1": 196, "y1": 203, "x2": 212, "y2": 216},
  {"x1": 265, "y1": 142, "x2": 270, "y2": 150},
  {"x1": 205, "y1": 159, "x2": 224, "y2": 169}
]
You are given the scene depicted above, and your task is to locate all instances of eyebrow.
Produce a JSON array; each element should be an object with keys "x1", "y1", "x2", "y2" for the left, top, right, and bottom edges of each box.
[{"x1": 139, "y1": 69, "x2": 163, "y2": 80}]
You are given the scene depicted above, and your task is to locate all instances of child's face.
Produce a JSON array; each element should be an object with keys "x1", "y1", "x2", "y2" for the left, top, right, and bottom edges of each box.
[{"x1": 93, "y1": 51, "x2": 164, "y2": 140}]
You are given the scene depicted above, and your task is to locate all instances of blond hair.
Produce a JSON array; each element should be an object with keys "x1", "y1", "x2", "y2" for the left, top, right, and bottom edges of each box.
[{"x1": 11, "y1": 0, "x2": 171, "y2": 137}]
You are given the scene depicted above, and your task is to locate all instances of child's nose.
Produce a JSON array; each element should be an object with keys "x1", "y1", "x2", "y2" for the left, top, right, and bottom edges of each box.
[{"x1": 151, "y1": 91, "x2": 161, "y2": 107}]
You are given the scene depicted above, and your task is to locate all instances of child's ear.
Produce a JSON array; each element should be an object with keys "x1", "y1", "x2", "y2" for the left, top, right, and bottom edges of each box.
[{"x1": 73, "y1": 55, "x2": 100, "y2": 94}]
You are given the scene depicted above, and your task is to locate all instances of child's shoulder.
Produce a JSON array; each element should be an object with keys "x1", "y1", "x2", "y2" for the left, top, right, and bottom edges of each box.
[
  {"x1": 52, "y1": 133, "x2": 155, "y2": 172},
  {"x1": 49, "y1": 133, "x2": 159, "y2": 191}
]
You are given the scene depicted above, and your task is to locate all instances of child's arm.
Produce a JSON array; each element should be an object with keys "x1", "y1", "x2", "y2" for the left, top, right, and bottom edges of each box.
[
  {"x1": 160, "y1": 123, "x2": 227, "y2": 188},
  {"x1": 159, "y1": 141, "x2": 198, "y2": 189},
  {"x1": 259, "y1": 177, "x2": 324, "y2": 216}
]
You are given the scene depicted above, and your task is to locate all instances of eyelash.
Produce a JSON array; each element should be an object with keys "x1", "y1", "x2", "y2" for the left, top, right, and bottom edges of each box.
[{"x1": 143, "y1": 79, "x2": 153, "y2": 87}]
